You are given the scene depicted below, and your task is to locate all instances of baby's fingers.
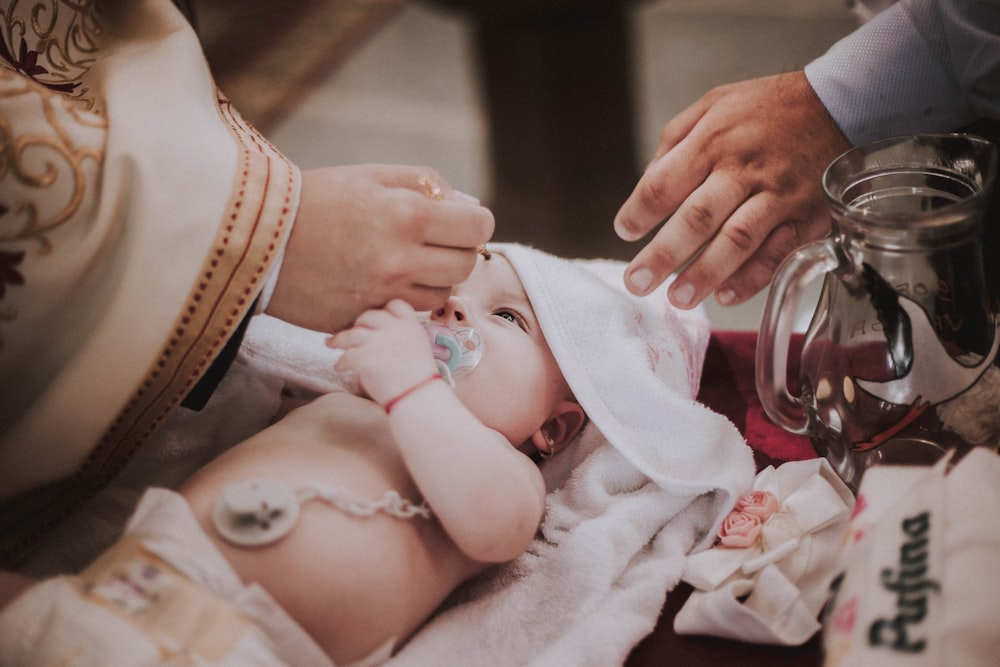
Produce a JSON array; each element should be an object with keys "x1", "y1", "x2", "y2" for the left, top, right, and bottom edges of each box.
[
  {"x1": 383, "y1": 298, "x2": 417, "y2": 319},
  {"x1": 327, "y1": 327, "x2": 364, "y2": 352}
]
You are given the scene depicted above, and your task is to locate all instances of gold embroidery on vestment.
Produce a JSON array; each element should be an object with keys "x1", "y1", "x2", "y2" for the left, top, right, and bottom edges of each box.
[
  {"x1": 0, "y1": 71, "x2": 104, "y2": 250},
  {"x1": 0, "y1": 0, "x2": 100, "y2": 102},
  {"x1": 0, "y1": 0, "x2": 104, "y2": 350}
]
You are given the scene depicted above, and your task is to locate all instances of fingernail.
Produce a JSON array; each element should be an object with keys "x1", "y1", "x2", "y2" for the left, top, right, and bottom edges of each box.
[
  {"x1": 716, "y1": 288, "x2": 737, "y2": 306},
  {"x1": 671, "y1": 282, "x2": 696, "y2": 308},
  {"x1": 627, "y1": 267, "x2": 655, "y2": 294},
  {"x1": 614, "y1": 218, "x2": 638, "y2": 242},
  {"x1": 452, "y1": 190, "x2": 481, "y2": 205}
]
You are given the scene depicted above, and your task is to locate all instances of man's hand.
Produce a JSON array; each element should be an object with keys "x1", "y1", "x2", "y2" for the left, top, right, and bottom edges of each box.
[{"x1": 615, "y1": 72, "x2": 850, "y2": 309}]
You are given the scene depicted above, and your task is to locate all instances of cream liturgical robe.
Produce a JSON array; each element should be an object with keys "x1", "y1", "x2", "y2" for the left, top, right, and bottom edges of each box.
[{"x1": 0, "y1": 0, "x2": 299, "y2": 564}]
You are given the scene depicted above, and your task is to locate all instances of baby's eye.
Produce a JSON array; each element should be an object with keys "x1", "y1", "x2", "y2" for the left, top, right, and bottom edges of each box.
[{"x1": 494, "y1": 309, "x2": 527, "y2": 330}]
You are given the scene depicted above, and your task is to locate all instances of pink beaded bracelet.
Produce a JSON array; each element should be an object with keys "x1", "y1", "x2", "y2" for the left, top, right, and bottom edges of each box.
[{"x1": 383, "y1": 373, "x2": 443, "y2": 414}]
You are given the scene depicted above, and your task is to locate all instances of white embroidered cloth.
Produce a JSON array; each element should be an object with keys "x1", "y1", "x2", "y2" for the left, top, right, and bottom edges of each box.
[{"x1": 823, "y1": 449, "x2": 1000, "y2": 665}]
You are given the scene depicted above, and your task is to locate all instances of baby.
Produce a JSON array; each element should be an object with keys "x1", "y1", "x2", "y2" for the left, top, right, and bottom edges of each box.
[{"x1": 0, "y1": 250, "x2": 587, "y2": 667}]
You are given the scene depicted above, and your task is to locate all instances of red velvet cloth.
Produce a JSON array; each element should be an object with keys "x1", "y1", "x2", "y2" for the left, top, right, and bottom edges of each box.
[
  {"x1": 697, "y1": 331, "x2": 813, "y2": 469},
  {"x1": 626, "y1": 331, "x2": 821, "y2": 667}
]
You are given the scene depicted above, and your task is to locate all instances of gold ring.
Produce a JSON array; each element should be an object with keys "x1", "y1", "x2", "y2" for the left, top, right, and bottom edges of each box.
[
  {"x1": 418, "y1": 175, "x2": 445, "y2": 201},
  {"x1": 476, "y1": 244, "x2": 491, "y2": 259}
]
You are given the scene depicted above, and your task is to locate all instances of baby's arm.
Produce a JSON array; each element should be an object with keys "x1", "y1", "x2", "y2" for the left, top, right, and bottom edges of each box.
[
  {"x1": 386, "y1": 380, "x2": 546, "y2": 563},
  {"x1": 329, "y1": 301, "x2": 545, "y2": 563}
]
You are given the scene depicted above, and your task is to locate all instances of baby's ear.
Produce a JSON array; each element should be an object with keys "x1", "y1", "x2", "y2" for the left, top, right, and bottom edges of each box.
[{"x1": 533, "y1": 399, "x2": 587, "y2": 456}]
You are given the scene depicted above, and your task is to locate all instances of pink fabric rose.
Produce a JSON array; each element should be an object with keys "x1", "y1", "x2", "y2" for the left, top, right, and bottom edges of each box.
[
  {"x1": 832, "y1": 597, "x2": 858, "y2": 635},
  {"x1": 717, "y1": 511, "x2": 762, "y2": 548},
  {"x1": 734, "y1": 490, "x2": 779, "y2": 520}
]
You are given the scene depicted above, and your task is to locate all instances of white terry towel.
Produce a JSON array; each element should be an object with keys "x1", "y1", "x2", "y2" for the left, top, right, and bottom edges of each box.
[
  {"x1": 495, "y1": 244, "x2": 753, "y2": 505},
  {"x1": 223, "y1": 243, "x2": 756, "y2": 665}
]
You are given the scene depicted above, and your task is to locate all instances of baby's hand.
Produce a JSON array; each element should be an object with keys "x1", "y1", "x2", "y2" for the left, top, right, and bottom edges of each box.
[{"x1": 327, "y1": 299, "x2": 439, "y2": 407}]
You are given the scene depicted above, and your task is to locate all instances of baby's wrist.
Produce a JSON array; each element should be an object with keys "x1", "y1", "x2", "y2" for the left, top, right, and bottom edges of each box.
[{"x1": 383, "y1": 373, "x2": 444, "y2": 414}]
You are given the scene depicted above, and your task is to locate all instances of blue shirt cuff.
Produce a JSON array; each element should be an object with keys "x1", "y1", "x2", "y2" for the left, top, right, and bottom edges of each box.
[{"x1": 804, "y1": 1, "x2": 972, "y2": 146}]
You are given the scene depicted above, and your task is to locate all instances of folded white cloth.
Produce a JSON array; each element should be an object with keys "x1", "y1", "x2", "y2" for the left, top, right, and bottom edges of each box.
[
  {"x1": 239, "y1": 314, "x2": 355, "y2": 396},
  {"x1": 674, "y1": 458, "x2": 854, "y2": 645},
  {"x1": 822, "y1": 449, "x2": 1000, "y2": 666}
]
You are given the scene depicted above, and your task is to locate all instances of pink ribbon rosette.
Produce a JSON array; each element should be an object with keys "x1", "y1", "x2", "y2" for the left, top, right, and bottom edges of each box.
[{"x1": 674, "y1": 458, "x2": 855, "y2": 645}]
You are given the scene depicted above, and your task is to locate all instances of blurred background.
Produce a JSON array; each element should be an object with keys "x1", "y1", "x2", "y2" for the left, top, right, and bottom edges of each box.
[{"x1": 193, "y1": 0, "x2": 859, "y2": 330}]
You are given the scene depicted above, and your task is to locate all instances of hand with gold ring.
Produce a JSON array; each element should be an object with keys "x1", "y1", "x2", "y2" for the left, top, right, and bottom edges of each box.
[
  {"x1": 267, "y1": 164, "x2": 495, "y2": 333},
  {"x1": 416, "y1": 173, "x2": 492, "y2": 256},
  {"x1": 418, "y1": 174, "x2": 446, "y2": 201}
]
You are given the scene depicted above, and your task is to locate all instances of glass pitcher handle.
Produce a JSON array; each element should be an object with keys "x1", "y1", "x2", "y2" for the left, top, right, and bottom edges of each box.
[{"x1": 755, "y1": 238, "x2": 845, "y2": 434}]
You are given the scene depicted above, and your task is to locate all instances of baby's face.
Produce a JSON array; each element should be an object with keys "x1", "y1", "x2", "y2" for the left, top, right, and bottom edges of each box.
[{"x1": 428, "y1": 255, "x2": 565, "y2": 447}]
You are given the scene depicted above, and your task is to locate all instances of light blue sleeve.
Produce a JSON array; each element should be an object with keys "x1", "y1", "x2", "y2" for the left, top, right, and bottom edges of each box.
[{"x1": 804, "y1": 0, "x2": 1000, "y2": 146}]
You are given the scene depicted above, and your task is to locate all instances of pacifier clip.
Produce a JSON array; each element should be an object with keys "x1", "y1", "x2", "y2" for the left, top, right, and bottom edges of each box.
[{"x1": 212, "y1": 479, "x2": 431, "y2": 548}]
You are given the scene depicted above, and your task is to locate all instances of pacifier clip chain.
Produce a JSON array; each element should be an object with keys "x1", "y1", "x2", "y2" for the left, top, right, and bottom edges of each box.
[
  {"x1": 212, "y1": 478, "x2": 431, "y2": 548},
  {"x1": 296, "y1": 483, "x2": 431, "y2": 520}
]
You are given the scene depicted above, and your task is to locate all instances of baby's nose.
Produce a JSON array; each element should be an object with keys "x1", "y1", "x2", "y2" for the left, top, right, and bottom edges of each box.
[{"x1": 433, "y1": 296, "x2": 467, "y2": 323}]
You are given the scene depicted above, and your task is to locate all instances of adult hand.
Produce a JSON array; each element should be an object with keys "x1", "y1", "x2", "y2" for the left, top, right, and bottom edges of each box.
[
  {"x1": 267, "y1": 164, "x2": 495, "y2": 332},
  {"x1": 614, "y1": 71, "x2": 851, "y2": 309}
]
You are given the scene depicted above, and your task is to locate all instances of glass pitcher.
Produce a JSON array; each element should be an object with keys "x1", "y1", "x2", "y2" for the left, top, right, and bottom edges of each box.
[{"x1": 756, "y1": 134, "x2": 1000, "y2": 490}]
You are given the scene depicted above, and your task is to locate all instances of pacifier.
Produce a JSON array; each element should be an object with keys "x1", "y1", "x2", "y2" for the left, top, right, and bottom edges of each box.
[{"x1": 422, "y1": 322, "x2": 483, "y2": 385}]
